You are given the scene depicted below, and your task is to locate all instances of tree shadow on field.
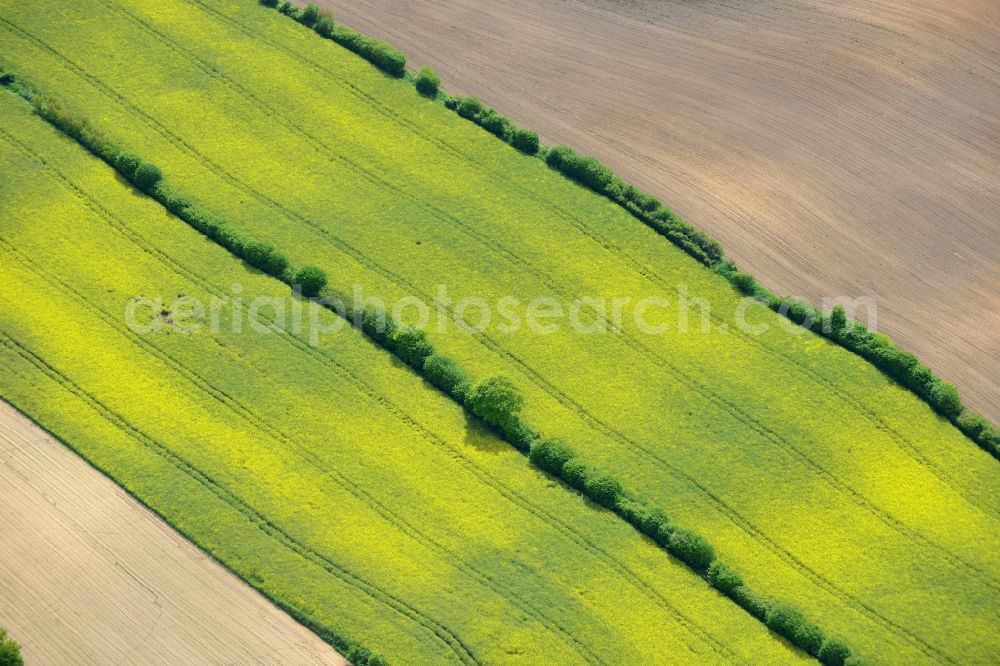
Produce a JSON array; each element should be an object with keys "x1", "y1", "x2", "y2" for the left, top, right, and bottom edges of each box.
[{"x1": 462, "y1": 410, "x2": 507, "y2": 455}]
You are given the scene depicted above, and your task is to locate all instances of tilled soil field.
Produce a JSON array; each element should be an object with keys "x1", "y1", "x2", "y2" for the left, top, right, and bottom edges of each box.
[
  {"x1": 0, "y1": 400, "x2": 345, "y2": 666},
  {"x1": 318, "y1": 0, "x2": 1000, "y2": 421}
]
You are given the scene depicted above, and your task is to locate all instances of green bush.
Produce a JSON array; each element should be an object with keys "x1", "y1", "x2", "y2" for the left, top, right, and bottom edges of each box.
[
  {"x1": 818, "y1": 637, "x2": 852, "y2": 666},
  {"x1": 415, "y1": 66, "x2": 440, "y2": 96},
  {"x1": 731, "y1": 585, "x2": 771, "y2": 620},
  {"x1": 977, "y1": 424, "x2": 1000, "y2": 456},
  {"x1": 828, "y1": 304, "x2": 847, "y2": 335},
  {"x1": 766, "y1": 604, "x2": 825, "y2": 656},
  {"x1": 0, "y1": 628, "x2": 22, "y2": 666},
  {"x1": 561, "y1": 457, "x2": 588, "y2": 490},
  {"x1": 423, "y1": 353, "x2": 470, "y2": 398},
  {"x1": 293, "y1": 265, "x2": 328, "y2": 297},
  {"x1": 133, "y1": 162, "x2": 163, "y2": 193},
  {"x1": 456, "y1": 95, "x2": 485, "y2": 120},
  {"x1": 781, "y1": 298, "x2": 818, "y2": 329},
  {"x1": 466, "y1": 375, "x2": 524, "y2": 431},
  {"x1": 393, "y1": 326, "x2": 434, "y2": 368},
  {"x1": 500, "y1": 415, "x2": 536, "y2": 451},
  {"x1": 667, "y1": 527, "x2": 715, "y2": 571},
  {"x1": 114, "y1": 151, "x2": 142, "y2": 179},
  {"x1": 359, "y1": 306, "x2": 398, "y2": 345},
  {"x1": 928, "y1": 380, "x2": 963, "y2": 419},
  {"x1": 242, "y1": 240, "x2": 290, "y2": 277},
  {"x1": 477, "y1": 109, "x2": 512, "y2": 139},
  {"x1": 637, "y1": 507, "x2": 670, "y2": 543},
  {"x1": 615, "y1": 498, "x2": 647, "y2": 527},
  {"x1": 346, "y1": 645, "x2": 388, "y2": 666},
  {"x1": 154, "y1": 183, "x2": 194, "y2": 215},
  {"x1": 730, "y1": 271, "x2": 756, "y2": 295},
  {"x1": 544, "y1": 145, "x2": 573, "y2": 169},
  {"x1": 298, "y1": 3, "x2": 319, "y2": 26},
  {"x1": 528, "y1": 438, "x2": 575, "y2": 475},
  {"x1": 707, "y1": 561, "x2": 744, "y2": 595},
  {"x1": 795, "y1": 622, "x2": 826, "y2": 657},
  {"x1": 314, "y1": 10, "x2": 335, "y2": 38},
  {"x1": 584, "y1": 473, "x2": 623, "y2": 508},
  {"x1": 184, "y1": 206, "x2": 233, "y2": 246},
  {"x1": 259, "y1": 0, "x2": 278, "y2": 7},
  {"x1": 957, "y1": 410, "x2": 988, "y2": 438},
  {"x1": 443, "y1": 95, "x2": 458, "y2": 110},
  {"x1": 509, "y1": 127, "x2": 540, "y2": 155},
  {"x1": 278, "y1": 2, "x2": 299, "y2": 18}
]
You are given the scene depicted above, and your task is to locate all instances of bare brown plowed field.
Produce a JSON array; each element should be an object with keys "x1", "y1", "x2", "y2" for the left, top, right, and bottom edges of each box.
[
  {"x1": 318, "y1": 0, "x2": 1000, "y2": 421},
  {"x1": 0, "y1": 400, "x2": 345, "y2": 666}
]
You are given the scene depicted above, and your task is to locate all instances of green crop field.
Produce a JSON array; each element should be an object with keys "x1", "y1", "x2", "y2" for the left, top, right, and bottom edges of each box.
[
  {"x1": 0, "y1": 0, "x2": 998, "y2": 663},
  {"x1": 0, "y1": 95, "x2": 805, "y2": 664}
]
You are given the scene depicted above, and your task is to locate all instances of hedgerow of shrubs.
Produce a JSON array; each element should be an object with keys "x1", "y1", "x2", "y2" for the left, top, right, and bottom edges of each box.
[
  {"x1": 444, "y1": 95, "x2": 540, "y2": 156},
  {"x1": 10, "y1": 73, "x2": 880, "y2": 666},
  {"x1": 30, "y1": 0, "x2": 992, "y2": 460},
  {"x1": 260, "y1": 0, "x2": 406, "y2": 77}
]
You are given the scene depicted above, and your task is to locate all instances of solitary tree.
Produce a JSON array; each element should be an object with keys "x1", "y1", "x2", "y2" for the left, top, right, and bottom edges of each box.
[{"x1": 466, "y1": 375, "x2": 524, "y2": 430}]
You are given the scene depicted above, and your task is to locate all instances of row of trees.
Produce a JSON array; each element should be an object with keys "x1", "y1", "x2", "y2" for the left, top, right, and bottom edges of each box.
[
  {"x1": 26, "y1": 85, "x2": 331, "y2": 301},
  {"x1": 725, "y1": 262, "x2": 1000, "y2": 459},
  {"x1": 257, "y1": 0, "x2": 997, "y2": 459},
  {"x1": 18, "y1": 76, "x2": 387, "y2": 666},
  {"x1": 544, "y1": 145, "x2": 723, "y2": 265}
]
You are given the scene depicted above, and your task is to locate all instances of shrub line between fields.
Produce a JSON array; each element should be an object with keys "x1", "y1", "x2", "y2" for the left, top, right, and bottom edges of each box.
[
  {"x1": 125, "y1": 0, "x2": 992, "y2": 525},
  {"x1": 256, "y1": 0, "x2": 1000, "y2": 462},
  {"x1": 0, "y1": 87, "x2": 734, "y2": 665},
  {"x1": 0, "y1": 73, "x2": 881, "y2": 666},
  {"x1": 0, "y1": 220, "x2": 612, "y2": 665},
  {"x1": 0, "y1": 93, "x2": 738, "y2": 666}
]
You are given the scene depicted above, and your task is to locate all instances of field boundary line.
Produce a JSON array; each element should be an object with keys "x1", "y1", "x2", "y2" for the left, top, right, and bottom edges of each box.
[
  {"x1": 81, "y1": 3, "x2": 1000, "y2": 560},
  {"x1": 0, "y1": 32, "x2": 950, "y2": 659},
  {"x1": 0, "y1": 330, "x2": 478, "y2": 666},
  {"x1": 0, "y1": 126, "x2": 736, "y2": 664},
  {"x1": 252, "y1": 0, "x2": 1000, "y2": 459}
]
